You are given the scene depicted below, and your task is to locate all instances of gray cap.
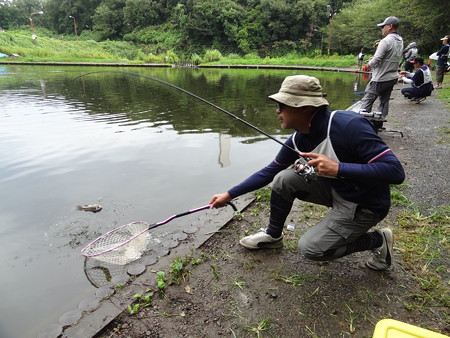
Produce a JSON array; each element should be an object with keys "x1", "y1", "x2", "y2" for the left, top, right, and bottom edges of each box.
[
  {"x1": 377, "y1": 16, "x2": 399, "y2": 27},
  {"x1": 268, "y1": 75, "x2": 329, "y2": 108}
]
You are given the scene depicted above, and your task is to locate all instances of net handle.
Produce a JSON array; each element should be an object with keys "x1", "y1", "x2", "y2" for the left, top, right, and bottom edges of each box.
[
  {"x1": 150, "y1": 204, "x2": 211, "y2": 228},
  {"x1": 81, "y1": 202, "x2": 237, "y2": 257},
  {"x1": 149, "y1": 202, "x2": 237, "y2": 229}
]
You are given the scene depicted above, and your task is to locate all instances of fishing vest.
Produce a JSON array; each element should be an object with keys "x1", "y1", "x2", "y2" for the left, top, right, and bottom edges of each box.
[
  {"x1": 292, "y1": 111, "x2": 340, "y2": 177},
  {"x1": 418, "y1": 67, "x2": 432, "y2": 87}
]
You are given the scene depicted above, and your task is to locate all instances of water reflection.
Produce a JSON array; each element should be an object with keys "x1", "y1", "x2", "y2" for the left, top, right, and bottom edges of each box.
[
  {"x1": 218, "y1": 132, "x2": 231, "y2": 167},
  {"x1": 0, "y1": 65, "x2": 366, "y2": 338}
]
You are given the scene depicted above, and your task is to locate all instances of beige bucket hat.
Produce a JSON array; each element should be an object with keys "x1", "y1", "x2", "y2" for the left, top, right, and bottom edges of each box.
[{"x1": 268, "y1": 75, "x2": 329, "y2": 108}]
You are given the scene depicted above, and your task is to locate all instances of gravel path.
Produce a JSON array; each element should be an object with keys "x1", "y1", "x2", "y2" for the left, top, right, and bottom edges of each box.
[{"x1": 379, "y1": 84, "x2": 449, "y2": 209}]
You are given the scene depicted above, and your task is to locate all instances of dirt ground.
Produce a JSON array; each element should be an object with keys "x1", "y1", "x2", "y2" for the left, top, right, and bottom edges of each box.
[{"x1": 96, "y1": 85, "x2": 449, "y2": 338}]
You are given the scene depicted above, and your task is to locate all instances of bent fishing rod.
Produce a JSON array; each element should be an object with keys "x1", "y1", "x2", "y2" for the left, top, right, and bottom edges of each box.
[{"x1": 74, "y1": 70, "x2": 315, "y2": 177}]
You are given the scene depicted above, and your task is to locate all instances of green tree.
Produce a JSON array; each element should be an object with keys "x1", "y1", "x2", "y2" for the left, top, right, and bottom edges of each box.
[
  {"x1": 123, "y1": 0, "x2": 166, "y2": 30},
  {"x1": 217, "y1": 0, "x2": 246, "y2": 52},
  {"x1": 183, "y1": 0, "x2": 243, "y2": 53},
  {"x1": 92, "y1": 0, "x2": 126, "y2": 40},
  {"x1": 43, "y1": 0, "x2": 101, "y2": 35},
  {"x1": 0, "y1": 0, "x2": 44, "y2": 28},
  {"x1": 9, "y1": 0, "x2": 43, "y2": 17},
  {"x1": 245, "y1": 0, "x2": 329, "y2": 56},
  {"x1": 331, "y1": 0, "x2": 400, "y2": 55},
  {"x1": 0, "y1": 2, "x2": 24, "y2": 29},
  {"x1": 398, "y1": 0, "x2": 449, "y2": 54},
  {"x1": 330, "y1": 0, "x2": 449, "y2": 55}
]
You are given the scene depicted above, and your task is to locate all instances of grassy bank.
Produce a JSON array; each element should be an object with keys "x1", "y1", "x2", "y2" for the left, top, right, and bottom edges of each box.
[
  {"x1": 0, "y1": 29, "x2": 141, "y2": 63},
  {"x1": 203, "y1": 53, "x2": 356, "y2": 68},
  {"x1": 0, "y1": 29, "x2": 357, "y2": 68}
]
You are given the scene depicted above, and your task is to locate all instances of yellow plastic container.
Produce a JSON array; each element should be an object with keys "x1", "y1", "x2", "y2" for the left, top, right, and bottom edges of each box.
[{"x1": 373, "y1": 319, "x2": 449, "y2": 338}]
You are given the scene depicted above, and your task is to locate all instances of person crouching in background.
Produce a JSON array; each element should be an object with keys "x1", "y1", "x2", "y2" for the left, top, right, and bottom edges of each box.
[{"x1": 399, "y1": 57, "x2": 434, "y2": 103}]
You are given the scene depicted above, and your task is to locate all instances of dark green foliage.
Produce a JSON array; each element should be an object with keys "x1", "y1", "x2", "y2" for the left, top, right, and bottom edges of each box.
[
  {"x1": 1, "y1": 0, "x2": 447, "y2": 56},
  {"x1": 331, "y1": 0, "x2": 449, "y2": 55},
  {"x1": 43, "y1": 0, "x2": 101, "y2": 35},
  {"x1": 123, "y1": 0, "x2": 166, "y2": 29},
  {"x1": 398, "y1": 0, "x2": 449, "y2": 54},
  {"x1": 0, "y1": 2, "x2": 29, "y2": 29}
]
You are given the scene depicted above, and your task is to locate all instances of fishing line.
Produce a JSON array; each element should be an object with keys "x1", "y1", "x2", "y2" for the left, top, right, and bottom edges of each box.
[
  {"x1": 74, "y1": 70, "x2": 302, "y2": 157},
  {"x1": 74, "y1": 71, "x2": 362, "y2": 191}
]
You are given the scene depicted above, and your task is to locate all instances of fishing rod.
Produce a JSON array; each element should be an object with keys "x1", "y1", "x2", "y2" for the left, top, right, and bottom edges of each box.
[{"x1": 74, "y1": 70, "x2": 314, "y2": 177}]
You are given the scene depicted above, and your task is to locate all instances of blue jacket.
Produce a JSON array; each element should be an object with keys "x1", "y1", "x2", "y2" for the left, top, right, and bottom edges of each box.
[
  {"x1": 403, "y1": 66, "x2": 434, "y2": 96},
  {"x1": 436, "y1": 44, "x2": 449, "y2": 66},
  {"x1": 228, "y1": 108, "x2": 405, "y2": 217}
]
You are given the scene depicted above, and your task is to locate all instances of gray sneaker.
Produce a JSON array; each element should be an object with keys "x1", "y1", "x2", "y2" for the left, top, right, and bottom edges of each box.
[
  {"x1": 366, "y1": 229, "x2": 393, "y2": 271},
  {"x1": 239, "y1": 230, "x2": 283, "y2": 249}
]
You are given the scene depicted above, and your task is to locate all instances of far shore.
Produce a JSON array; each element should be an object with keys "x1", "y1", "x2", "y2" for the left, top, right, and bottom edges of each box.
[{"x1": 0, "y1": 60, "x2": 366, "y2": 73}]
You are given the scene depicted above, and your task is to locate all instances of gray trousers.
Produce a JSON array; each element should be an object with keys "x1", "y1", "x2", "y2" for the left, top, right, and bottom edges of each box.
[
  {"x1": 360, "y1": 79, "x2": 397, "y2": 117},
  {"x1": 436, "y1": 65, "x2": 445, "y2": 83},
  {"x1": 272, "y1": 168, "x2": 382, "y2": 260}
]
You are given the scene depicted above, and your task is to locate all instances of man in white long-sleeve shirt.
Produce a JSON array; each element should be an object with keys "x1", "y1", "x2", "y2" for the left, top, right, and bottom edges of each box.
[{"x1": 360, "y1": 16, "x2": 403, "y2": 118}]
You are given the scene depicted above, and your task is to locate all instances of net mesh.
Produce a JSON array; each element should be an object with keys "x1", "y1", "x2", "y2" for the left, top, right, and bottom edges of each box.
[
  {"x1": 82, "y1": 222, "x2": 151, "y2": 263},
  {"x1": 84, "y1": 257, "x2": 127, "y2": 287}
]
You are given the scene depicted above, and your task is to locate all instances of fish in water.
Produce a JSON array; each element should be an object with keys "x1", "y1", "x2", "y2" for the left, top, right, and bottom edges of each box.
[
  {"x1": 77, "y1": 204, "x2": 102, "y2": 213},
  {"x1": 92, "y1": 266, "x2": 112, "y2": 281}
]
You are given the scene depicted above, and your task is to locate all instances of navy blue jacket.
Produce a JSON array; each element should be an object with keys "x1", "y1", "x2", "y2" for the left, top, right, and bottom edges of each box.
[
  {"x1": 228, "y1": 108, "x2": 405, "y2": 218},
  {"x1": 436, "y1": 44, "x2": 449, "y2": 66},
  {"x1": 404, "y1": 66, "x2": 434, "y2": 97}
]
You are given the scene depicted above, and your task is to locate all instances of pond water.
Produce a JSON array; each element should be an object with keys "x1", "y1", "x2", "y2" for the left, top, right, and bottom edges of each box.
[{"x1": 0, "y1": 65, "x2": 366, "y2": 338}]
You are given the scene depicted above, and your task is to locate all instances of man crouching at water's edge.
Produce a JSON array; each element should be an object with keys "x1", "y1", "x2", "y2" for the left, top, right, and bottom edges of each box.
[{"x1": 209, "y1": 75, "x2": 405, "y2": 271}]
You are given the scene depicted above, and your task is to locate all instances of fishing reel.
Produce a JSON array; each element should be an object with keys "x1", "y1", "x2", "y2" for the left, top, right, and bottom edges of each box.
[
  {"x1": 357, "y1": 109, "x2": 384, "y2": 120},
  {"x1": 293, "y1": 158, "x2": 316, "y2": 182},
  {"x1": 357, "y1": 109, "x2": 386, "y2": 132}
]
